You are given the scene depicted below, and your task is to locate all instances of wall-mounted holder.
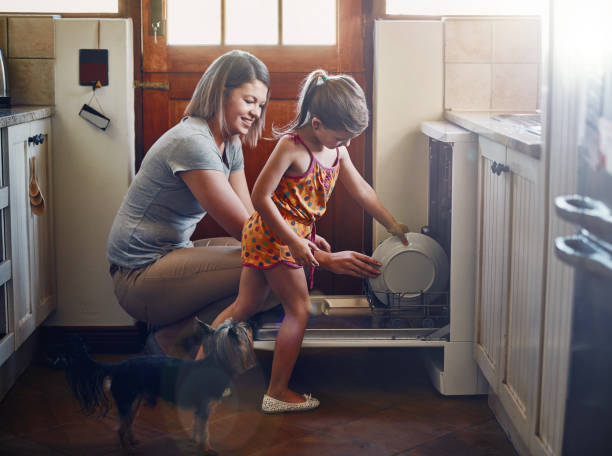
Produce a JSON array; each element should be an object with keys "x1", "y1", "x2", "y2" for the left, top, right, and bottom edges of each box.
[
  {"x1": 79, "y1": 103, "x2": 110, "y2": 131},
  {"x1": 79, "y1": 82, "x2": 110, "y2": 131}
]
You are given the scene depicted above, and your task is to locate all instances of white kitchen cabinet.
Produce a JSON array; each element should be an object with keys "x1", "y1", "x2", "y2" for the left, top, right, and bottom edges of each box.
[
  {"x1": 0, "y1": 131, "x2": 13, "y2": 366},
  {"x1": 4, "y1": 118, "x2": 55, "y2": 351},
  {"x1": 475, "y1": 136, "x2": 545, "y2": 453},
  {"x1": 474, "y1": 137, "x2": 509, "y2": 392}
]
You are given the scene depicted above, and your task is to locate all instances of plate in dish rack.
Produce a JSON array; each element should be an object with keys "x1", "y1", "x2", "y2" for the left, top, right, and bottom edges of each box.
[{"x1": 368, "y1": 233, "x2": 449, "y2": 306}]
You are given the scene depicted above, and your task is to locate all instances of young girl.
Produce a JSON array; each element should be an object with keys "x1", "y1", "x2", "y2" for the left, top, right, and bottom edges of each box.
[{"x1": 212, "y1": 69, "x2": 409, "y2": 413}]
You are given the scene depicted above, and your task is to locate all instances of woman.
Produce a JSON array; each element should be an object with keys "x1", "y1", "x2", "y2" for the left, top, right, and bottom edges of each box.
[{"x1": 107, "y1": 50, "x2": 382, "y2": 355}]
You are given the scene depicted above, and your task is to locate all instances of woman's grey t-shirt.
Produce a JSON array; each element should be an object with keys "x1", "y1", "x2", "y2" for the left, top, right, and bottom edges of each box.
[{"x1": 107, "y1": 116, "x2": 244, "y2": 269}]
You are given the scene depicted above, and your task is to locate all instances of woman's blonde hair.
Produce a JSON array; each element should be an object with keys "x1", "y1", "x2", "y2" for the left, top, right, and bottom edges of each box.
[
  {"x1": 275, "y1": 69, "x2": 369, "y2": 137},
  {"x1": 184, "y1": 50, "x2": 270, "y2": 148}
]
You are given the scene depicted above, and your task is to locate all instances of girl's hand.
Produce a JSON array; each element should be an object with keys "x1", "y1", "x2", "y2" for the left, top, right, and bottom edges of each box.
[
  {"x1": 387, "y1": 222, "x2": 410, "y2": 245},
  {"x1": 314, "y1": 234, "x2": 331, "y2": 252},
  {"x1": 288, "y1": 237, "x2": 320, "y2": 267}
]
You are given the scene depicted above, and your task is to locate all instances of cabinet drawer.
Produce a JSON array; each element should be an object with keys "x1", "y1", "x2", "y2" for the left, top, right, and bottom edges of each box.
[{"x1": 479, "y1": 136, "x2": 507, "y2": 162}]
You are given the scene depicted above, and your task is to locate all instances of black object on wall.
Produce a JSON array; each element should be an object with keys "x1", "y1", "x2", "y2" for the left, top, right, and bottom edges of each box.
[{"x1": 79, "y1": 49, "x2": 109, "y2": 87}]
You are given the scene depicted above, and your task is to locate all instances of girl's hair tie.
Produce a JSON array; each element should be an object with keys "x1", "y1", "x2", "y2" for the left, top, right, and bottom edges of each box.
[{"x1": 322, "y1": 75, "x2": 329, "y2": 81}]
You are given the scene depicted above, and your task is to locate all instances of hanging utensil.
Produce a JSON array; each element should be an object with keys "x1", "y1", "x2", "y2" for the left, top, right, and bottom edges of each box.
[{"x1": 29, "y1": 156, "x2": 45, "y2": 216}]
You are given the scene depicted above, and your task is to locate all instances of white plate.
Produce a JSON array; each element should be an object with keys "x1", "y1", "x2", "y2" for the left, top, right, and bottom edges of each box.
[{"x1": 368, "y1": 233, "x2": 449, "y2": 306}]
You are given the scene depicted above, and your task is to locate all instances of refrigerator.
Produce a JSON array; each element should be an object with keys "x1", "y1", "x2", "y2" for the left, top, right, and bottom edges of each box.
[{"x1": 548, "y1": 1, "x2": 612, "y2": 454}]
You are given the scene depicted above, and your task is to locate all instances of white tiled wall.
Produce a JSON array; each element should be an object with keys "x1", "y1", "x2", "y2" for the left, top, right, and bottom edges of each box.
[{"x1": 444, "y1": 17, "x2": 541, "y2": 111}]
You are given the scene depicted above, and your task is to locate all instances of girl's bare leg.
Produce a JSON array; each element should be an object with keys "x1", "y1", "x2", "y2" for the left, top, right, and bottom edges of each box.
[
  {"x1": 211, "y1": 266, "x2": 270, "y2": 326},
  {"x1": 263, "y1": 265, "x2": 311, "y2": 403}
]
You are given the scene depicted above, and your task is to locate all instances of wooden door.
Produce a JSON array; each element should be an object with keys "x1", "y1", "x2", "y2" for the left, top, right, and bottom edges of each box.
[{"x1": 139, "y1": 0, "x2": 370, "y2": 294}]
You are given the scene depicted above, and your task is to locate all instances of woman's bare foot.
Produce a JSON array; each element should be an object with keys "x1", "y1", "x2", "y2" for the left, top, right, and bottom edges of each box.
[{"x1": 149, "y1": 319, "x2": 202, "y2": 359}]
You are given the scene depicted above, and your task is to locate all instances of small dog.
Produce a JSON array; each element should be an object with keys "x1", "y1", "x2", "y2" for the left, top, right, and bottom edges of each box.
[{"x1": 65, "y1": 318, "x2": 255, "y2": 455}]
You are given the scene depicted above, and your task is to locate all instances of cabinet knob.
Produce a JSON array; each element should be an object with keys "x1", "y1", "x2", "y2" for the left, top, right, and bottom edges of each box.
[
  {"x1": 490, "y1": 161, "x2": 509, "y2": 176},
  {"x1": 497, "y1": 164, "x2": 509, "y2": 175},
  {"x1": 27, "y1": 134, "x2": 45, "y2": 145}
]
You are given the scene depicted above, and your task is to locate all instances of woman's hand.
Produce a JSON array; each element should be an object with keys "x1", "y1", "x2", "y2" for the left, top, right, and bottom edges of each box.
[
  {"x1": 287, "y1": 237, "x2": 320, "y2": 267},
  {"x1": 387, "y1": 222, "x2": 410, "y2": 245},
  {"x1": 315, "y1": 250, "x2": 382, "y2": 278},
  {"x1": 314, "y1": 234, "x2": 331, "y2": 252}
]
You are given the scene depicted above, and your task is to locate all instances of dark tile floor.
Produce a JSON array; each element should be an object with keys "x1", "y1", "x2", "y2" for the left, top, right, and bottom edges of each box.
[{"x1": 0, "y1": 347, "x2": 517, "y2": 455}]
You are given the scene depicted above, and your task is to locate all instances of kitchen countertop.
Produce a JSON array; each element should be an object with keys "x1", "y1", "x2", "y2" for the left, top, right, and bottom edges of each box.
[
  {"x1": 0, "y1": 105, "x2": 54, "y2": 128},
  {"x1": 444, "y1": 111, "x2": 542, "y2": 159}
]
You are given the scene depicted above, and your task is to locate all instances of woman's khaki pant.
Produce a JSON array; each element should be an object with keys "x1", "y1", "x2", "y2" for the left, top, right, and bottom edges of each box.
[{"x1": 110, "y1": 237, "x2": 275, "y2": 326}]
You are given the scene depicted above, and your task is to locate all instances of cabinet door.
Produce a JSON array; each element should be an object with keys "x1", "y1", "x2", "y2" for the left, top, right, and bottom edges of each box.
[
  {"x1": 27, "y1": 119, "x2": 55, "y2": 326},
  {"x1": 6, "y1": 123, "x2": 34, "y2": 349},
  {"x1": 0, "y1": 129, "x2": 15, "y2": 365},
  {"x1": 498, "y1": 148, "x2": 543, "y2": 440},
  {"x1": 474, "y1": 137, "x2": 510, "y2": 392}
]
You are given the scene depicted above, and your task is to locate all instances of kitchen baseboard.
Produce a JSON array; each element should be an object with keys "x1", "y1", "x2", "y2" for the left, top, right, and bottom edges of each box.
[{"x1": 39, "y1": 323, "x2": 147, "y2": 354}]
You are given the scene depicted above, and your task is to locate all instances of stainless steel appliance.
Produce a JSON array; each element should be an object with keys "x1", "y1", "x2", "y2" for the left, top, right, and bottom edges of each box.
[
  {"x1": 549, "y1": 1, "x2": 612, "y2": 453},
  {"x1": 0, "y1": 48, "x2": 9, "y2": 108}
]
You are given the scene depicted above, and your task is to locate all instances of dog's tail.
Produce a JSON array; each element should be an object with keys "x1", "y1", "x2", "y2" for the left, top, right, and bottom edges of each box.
[{"x1": 64, "y1": 336, "x2": 114, "y2": 416}]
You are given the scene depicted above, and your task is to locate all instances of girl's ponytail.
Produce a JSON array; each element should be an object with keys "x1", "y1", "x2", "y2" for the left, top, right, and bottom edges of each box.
[
  {"x1": 293, "y1": 69, "x2": 328, "y2": 131},
  {"x1": 274, "y1": 68, "x2": 368, "y2": 137}
]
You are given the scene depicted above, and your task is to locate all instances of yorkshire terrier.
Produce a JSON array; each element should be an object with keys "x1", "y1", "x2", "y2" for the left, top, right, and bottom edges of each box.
[{"x1": 65, "y1": 318, "x2": 255, "y2": 455}]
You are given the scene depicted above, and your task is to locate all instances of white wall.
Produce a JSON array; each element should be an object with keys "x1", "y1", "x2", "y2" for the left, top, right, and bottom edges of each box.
[
  {"x1": 48, "y1": 19, "x2": 134, "y2": 326},
  {"x1": 373, "y1": 20, "x2": 444, "y2": 246}
]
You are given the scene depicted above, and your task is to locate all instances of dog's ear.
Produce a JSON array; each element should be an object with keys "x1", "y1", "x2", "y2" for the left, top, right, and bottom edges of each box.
[{"x1": 195, "y1": 317, "x2": 215, "y2": 334}]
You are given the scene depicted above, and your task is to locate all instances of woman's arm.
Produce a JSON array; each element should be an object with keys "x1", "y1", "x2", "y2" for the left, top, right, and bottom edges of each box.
[
  {"x1": 251, "y1": 140, "x2": 319, "y2": 267},
  {"x1": 180, "y1": 169, "x2": 250, "y2": 240},
  {"x1": 228, "y1": 169, "x2": 255, "y2": 215},
  {"x1": 338, "y1": 148, "x2": 409, "y2": 244}
]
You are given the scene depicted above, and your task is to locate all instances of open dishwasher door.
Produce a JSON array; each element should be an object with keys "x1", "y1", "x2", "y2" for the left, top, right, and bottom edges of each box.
[{"x1": 252, "y1": 292, "x2": 451, "y2": 349}]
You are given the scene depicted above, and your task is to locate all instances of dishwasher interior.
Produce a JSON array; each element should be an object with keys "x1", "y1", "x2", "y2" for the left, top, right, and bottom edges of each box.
[{"x1": 252, "y1": 283, "x2": 450, "y2": 343}]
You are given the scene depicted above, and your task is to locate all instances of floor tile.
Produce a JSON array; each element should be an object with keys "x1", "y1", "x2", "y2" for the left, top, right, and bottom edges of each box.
[
  {"x1": 0, "y1": 386, "x2": 84, "y2": 437},
  {"x1": 102, "y1": 433, "x2": 204, "y2": 456},
  {"x1": 204, "y1": 410, "x2": 315, "y2": 455},
  {"x1": 397, "y1": 394, "x2": 493, "y2": 429},
  {"x1": 0, "y1": 435, "x2": 66, "y2": 455},
  {"x1": 20, "y1": 415, "x2": 163, "y2": 456},
  {"x1": 323, "y1": 405, "x2": 459, "y2": 453},
  {"x1": 399, "y1": 419, "x2": 518, "y2": 456},
  {"x1": 251, "y1": 432, "x2": 393, "y2": 456}
]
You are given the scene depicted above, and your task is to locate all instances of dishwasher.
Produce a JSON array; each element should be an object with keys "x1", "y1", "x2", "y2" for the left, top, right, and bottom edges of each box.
[{"x1": 252, "y1": 121, "x2": 487, "y2": 396}]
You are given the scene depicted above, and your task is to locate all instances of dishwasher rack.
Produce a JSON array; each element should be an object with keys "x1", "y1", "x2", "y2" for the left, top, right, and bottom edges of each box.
[{"x1": 363, "y1": 279, "x2": 450, "y2": 330}]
